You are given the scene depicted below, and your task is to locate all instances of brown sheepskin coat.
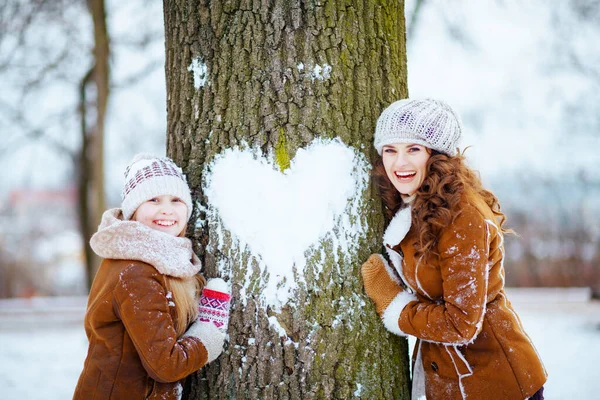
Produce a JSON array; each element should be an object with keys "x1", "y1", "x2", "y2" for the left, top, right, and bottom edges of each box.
[
  {"x1": 381, "y1": 192, "x2": 547, "y2": 400},
  {"x1": 73, "y1": 209, "x2": 210, "y2": 400}
]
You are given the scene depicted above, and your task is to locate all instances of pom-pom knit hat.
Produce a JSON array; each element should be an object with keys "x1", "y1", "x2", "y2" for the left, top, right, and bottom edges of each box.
[
  {"x1": 374, "y1": 98, "x2": 462, "y2": 156},
  {"x1": 121, "y1": 153, "x2": 193, "y2": 221}
]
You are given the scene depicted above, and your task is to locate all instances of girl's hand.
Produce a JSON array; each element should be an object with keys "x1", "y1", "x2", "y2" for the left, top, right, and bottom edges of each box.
[
  {"x1": 361, "y1": 254, "x2": 403, "y2": 315},
  {"x1": 198, "y1": 278, "x2": 231, "y2": 333},
  {"x1": 183, "y1": 321, "x2": 225, "y2": 363}
]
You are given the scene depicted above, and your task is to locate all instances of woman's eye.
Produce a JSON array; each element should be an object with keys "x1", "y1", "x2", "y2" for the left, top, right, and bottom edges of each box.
[
  {"x1": 408, "y1": 146, "x2": 420, "y2": 152},
  {"x1": 384, "y1": 148, "x2": 396, "y2": 153}
]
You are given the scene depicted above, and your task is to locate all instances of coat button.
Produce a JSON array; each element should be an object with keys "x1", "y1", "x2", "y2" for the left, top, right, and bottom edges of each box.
[{"x1": 431, "y1": 362, "x2": 439, "y2": 372}]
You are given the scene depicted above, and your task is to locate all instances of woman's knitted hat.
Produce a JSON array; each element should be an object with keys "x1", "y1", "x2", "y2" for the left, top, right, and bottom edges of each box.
[
  {"x1": 121, "y1": 153, "x2": 193, "y2": 221},
  {"x1": 374, "y1": 98, "x2": 462, "y2": 156}
]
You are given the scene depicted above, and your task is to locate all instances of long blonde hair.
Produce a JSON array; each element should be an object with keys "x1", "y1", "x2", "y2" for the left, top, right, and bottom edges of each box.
[
  {"x1": 163, "y1": 224, "x2": 206, "y2": 337},
  {"x1": 165, "y1": 274, "x2": 206, "y2": 337}
]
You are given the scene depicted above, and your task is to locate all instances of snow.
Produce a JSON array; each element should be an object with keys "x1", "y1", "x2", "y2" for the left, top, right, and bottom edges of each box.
[
  {"x1": 311, "y1": 63, "x2": 332, "y2": 81},
  {"x1": 204, "y1": 138, "x2": 369, "y2": 307},
  {"x1": 353, "y1": 382, "x2": 363, "y2": 396},
  {"x1": 268, "y1": 316, "x2": 287, "y2": 338},
  {"x1": 1, "y1": 292, "x2": 598, "y2": 399},
  {"x1": 188, "y1": 57, "x2": 208, "y2": 89},
  {"x1": 0, "y1": 326, "x2": 87, "y2": 399}
]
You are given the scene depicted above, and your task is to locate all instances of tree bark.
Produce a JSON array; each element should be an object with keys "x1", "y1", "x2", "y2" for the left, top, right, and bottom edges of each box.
[
  {"x1": 80, "y1": 0, "x2": 110, "y2": 289},
  {"x1": 88, "y1": 0, "x2": 109, "y2": 226},
  {"x1": 163, "y1": 1, "x2": 410, "y2": 398},
  {"x1": 78, "y1": 67, "x2": 96, "y2": 290}
]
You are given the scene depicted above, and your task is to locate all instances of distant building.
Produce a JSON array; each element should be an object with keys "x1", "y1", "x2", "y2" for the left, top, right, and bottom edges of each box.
[{"x1": 0, "y1": 186, "x2": 85, "y2": 297}]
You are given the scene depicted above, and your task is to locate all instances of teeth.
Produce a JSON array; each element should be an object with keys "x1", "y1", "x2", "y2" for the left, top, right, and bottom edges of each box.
[
  {"x1": 155, "y1": 220, "x2": 175, "y2": 226},
  {"x1": 395, "y1": 171, "x2": 416, "y2": 178}
]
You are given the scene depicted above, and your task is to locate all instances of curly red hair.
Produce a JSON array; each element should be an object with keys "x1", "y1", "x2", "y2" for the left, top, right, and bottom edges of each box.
[{"x1": 373, "y1": 149, "x2": 513, "y2": 261}]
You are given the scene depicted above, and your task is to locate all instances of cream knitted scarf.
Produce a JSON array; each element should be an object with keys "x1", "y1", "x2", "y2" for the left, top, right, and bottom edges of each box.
[{"x1": 90, "y1": 208, "x2": 202, "y2": 278}]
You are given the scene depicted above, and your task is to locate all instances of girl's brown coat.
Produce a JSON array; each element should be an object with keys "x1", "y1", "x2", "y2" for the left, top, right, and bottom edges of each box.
[
  {"x1": 383, "y1": 192, "x2": 547, "y2": 400},
  {"x1": 73, "y1": 209, "x2": 210, "y2": 399},
  {"x1": 73, "y1": 259, "x2": 208, "y2": 399}
]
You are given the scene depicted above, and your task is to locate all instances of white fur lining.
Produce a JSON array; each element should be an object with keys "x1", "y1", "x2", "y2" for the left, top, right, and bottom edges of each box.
[
  {"x1": 381, "y1": 290, "x2": 418, "y2": 337},
  {"x1": 183, "y1": 320, "x2": 225, "y2": 363},
  {"x1": 414, "y1": 254, "x2": 433, "y2": 300},
  {"x1": 376, "y1": 254, "x2": 403, "y2": 287},
  {"x1": 383, "y1": 206, "x2": 412, "y2": 249},
  {"x1": 445, "y1": 345, "x2": 474, "y2": 400},
  {"x1": 412, "y1": 340, "x2": 427, "y2": 400},
  {"x1": 384, "y1": 247, "x2": 406, "y2": 284}
]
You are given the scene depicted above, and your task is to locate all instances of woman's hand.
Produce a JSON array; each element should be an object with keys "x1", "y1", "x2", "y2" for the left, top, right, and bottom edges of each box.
[{"x1": 361, "y1": 254, "x2": 404, "y2": 315}]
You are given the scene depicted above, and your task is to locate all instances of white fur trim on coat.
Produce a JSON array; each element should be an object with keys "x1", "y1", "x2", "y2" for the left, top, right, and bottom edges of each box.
[
  {"x1": 383, "y1": 206, "x2": 412, "y2": 249},
  {"x1": 381, "y1": 290, "x2": 418, "y2": 337},
  {"x1": 183, "y1": 320, "x2": 225, "y2": 363},
  {"x1": 373, "y1": 254, "x2": 403, "y2": 287},
  {"x1": 412, "y1": 341, "x2": 427, "y2": 400}
]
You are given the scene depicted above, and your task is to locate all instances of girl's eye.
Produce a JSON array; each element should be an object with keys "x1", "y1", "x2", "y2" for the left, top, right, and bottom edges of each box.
[
  {"x1": 149, "y1": 198, "x2": 159, "y2": 202},
  {"x1": 383, "y1": 148, "x2": 396, "y2": 153},
  {"x1": 172, "y1": 198, "x2": 182, "y2": 203}
]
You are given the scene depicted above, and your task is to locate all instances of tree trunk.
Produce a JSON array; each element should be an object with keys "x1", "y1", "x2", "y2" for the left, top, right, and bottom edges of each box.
[
  {"x1": 88, "y1": 0, "x2": 109, "y2": 225},
  {"x1": 80, "y1": 0, "x2": 110, "y2": 289},
  {"x1": 78, "y1": 67, "x2": 95, "y2": 290},
  {"x1": 163, "y1": 1, "x2": 410, "y2": 398}
]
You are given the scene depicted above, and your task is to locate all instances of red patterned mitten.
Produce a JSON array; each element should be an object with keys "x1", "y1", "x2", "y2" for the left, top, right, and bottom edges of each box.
[{"x1": 198, "y1": 278, "x2": 231, "y2": 332}]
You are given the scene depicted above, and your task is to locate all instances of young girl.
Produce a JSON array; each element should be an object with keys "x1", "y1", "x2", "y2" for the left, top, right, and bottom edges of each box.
[
  {"x1": 361, "y1": 99, "x2": 547, "y2": 400},
  {"x1": 74, "y1": 154, "x2": 230, "y2": 400}
]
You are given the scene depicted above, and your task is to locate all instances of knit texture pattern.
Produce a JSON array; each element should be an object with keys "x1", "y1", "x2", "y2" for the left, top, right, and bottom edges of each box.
[
  {"x1": 198, "y1": 279, "x2": 231, "y2": 333},
  {"x1": 121, "y1": 153, "x2": 193, "y2": 220},
  {"x1": 374, "y1": 98, "x2": 462, "y2": 156},
  {"x1": 361, "y1": 254, "x2": 403, "y2": 315},
  {"x1": 182, "y1": 320, "x2": 225, "y2": 363}
]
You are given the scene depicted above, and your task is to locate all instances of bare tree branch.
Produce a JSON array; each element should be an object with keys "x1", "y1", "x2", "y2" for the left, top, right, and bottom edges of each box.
[
  {"x1": 568, "y1": 49, "x2": 600, "y2": 86},
  {"x1": 0, "y1": 98, "x2": 76, "y2": 158},
  {"x1": 112, "y1": 59, "x2": 163, "y2": 89}
]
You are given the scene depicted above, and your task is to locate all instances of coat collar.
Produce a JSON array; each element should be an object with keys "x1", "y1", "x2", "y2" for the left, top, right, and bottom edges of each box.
[
  {"x1": 90, "y1": 208, "x2": 202, "y2": 278},
  {"x1": 383, "y1": 205, "x2": 413, "y2": 248}
]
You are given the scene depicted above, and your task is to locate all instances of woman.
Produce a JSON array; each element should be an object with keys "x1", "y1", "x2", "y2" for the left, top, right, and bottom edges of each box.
[{"x1": 361, "y1": 99, "x2": 547, "y2": 400}]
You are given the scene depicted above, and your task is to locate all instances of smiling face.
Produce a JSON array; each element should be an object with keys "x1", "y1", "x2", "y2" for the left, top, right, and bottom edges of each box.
[
  {"x1": 381, "y1": 143, "x2": 431, "y2": 196},
  {"x1": 132, "y1": 195, "x2": 188, "y2": 236}
]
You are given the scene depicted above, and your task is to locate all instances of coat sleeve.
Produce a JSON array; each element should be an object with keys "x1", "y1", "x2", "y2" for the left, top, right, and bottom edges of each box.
[
  {"x1": 113, "y1": 264, "x2": 209, "y2": 383},
  {"x1": 395, "y1": 205, "x2": 491, "y2": 345}
]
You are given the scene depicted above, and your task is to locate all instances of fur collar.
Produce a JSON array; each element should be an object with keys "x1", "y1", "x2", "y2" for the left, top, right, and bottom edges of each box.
[
  {"x1": 90, "y1": 208, "x2": 202, "y2": 278},
  {"x1": 383, "y1": 206, "x2": 413, "y2": 248}
]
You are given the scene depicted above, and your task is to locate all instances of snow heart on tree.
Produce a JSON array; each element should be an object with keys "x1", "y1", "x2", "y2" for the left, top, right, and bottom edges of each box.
[{"x1": 203, "y1": 138, "x2": 370, "y2": 308}]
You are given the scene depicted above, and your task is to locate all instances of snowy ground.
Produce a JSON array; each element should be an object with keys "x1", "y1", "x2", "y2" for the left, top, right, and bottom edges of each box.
[{"x1": 0, "y1": 290, "x2": 598, "y2": 400}]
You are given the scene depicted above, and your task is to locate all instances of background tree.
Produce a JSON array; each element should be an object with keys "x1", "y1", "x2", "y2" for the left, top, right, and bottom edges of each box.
[
  {"x1": 0, "y1": 0, "x2": 109, "y2": 289},
  {"x1": 164, "y1": 0, "x2": 411, "y2": 398},
  {"x1": 0, "y1": 0, "x2": 165, "y2": 292}
]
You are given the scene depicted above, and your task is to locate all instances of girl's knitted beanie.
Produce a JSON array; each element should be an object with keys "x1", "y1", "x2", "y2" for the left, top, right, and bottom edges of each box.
[{"x1": 121, "y1": 153, "x2": 193, "y2": 220}]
